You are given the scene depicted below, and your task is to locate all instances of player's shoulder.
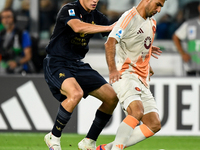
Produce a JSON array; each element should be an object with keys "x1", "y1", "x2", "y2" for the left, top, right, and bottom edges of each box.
[
  {"x1": 61, "y1": 1, "x2": 78, "y2": 11},
  {"x1": 150, "y1": 16, "x2": 157, "y2": 24},
  {"x1": 60, "y1": 2, "x2": 78, "y2": 12},
  {"x1": 121, "y1": 7, "x2": 138, "y2": 21},
  {"x1": 150, "y1": 16, "x2": 156, "y2": 21},
  {"x1": 57, "y1": 2, "x2": 79, "y2": 17},
  {"x1": 123, "y1": 7, "x2": 137, "y2": 15}
]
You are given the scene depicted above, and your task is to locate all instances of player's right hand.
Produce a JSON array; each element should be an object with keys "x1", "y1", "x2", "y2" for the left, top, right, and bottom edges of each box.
[
  {"x1": 109, "y1": 69, "x2": 121, "y2": 84},
  {"x1": 109, "y1": 22, "x2": 117, "y2": 31}
]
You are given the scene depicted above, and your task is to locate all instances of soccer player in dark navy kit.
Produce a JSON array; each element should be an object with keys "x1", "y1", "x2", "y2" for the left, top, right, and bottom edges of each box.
[{"x1": 43, "y1": 0, "x2": 118, "y2": 150}]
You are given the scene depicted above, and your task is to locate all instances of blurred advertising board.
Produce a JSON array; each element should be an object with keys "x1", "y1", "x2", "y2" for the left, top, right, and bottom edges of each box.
[{"x1": 0, "y1": 76, "x2": 199, "y2": 136}]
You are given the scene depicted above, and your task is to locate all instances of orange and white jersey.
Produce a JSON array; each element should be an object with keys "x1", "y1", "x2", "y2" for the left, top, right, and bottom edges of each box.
[{"x1": 108, "y1": 7, "x2": 156, "y2": 88}]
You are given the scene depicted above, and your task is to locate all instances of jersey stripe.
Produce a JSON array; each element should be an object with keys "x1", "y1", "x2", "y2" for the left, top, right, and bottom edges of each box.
[{"x1": 120, "y1": 8, "x2": 137, "y2": 29}]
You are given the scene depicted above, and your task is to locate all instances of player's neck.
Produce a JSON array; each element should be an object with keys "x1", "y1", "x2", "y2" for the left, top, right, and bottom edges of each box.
[{"x1": 136, "y1": 5, "x2": 147, "y2": 20}]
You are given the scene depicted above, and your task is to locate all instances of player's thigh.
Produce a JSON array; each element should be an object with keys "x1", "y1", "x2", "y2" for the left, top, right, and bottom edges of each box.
[
  {"x1": 44, "y1": 56, "x2": 83, "y2": 101},
  {"x1": 61, "y1": 77, "x2": 83, "y2": 99},
  {"x1": 112, "y1": 74, "x2": 142, "y2": 104},
  {"x1": 89, "y1": 83, "x2": 118, "y2": 105}
]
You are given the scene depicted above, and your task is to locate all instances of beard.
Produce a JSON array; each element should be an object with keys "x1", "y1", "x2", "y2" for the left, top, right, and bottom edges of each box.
[{"x1": 145, "y1": 8, "x2": 152, "y2": 18}]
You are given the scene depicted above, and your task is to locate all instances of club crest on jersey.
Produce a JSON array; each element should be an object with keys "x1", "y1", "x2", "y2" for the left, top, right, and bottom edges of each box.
[
  {"x1": 144, "y1": 36, "x2": 152, "y2": 49},
  {"x1": 116, "y1": 29, "x2": 123, "y2": 38},
  {"x1": 68, "y1": 9, "x2": 75, "y2": 16}
]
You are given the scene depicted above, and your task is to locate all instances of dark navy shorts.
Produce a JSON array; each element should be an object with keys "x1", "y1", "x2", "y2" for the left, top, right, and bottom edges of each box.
[{"x1": 43, "y1": 55, "x2": 107, "y2": 102}]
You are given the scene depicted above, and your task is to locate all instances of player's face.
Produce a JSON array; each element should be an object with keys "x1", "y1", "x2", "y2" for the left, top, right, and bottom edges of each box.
[
  {"x1": 81, "y1": 0, "x2": 99, "y2": 12},
  {"x1": 145, "y1": 0, "x2": 165, "y2": 18},
  {"x1": 1, "y1": 11, "x2": 15, "y2": 29}
]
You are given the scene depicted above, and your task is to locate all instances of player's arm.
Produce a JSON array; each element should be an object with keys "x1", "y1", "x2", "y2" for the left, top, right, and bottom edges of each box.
[
  {"x1": 172, "y1": 34, "x2": 190, "y2": 62},
  {"x1": 105, "y1": 37, "x2": 121, "y2": 84},
  {"x1": 67, "y1": 19, "x2": 116, "y2": 34}
]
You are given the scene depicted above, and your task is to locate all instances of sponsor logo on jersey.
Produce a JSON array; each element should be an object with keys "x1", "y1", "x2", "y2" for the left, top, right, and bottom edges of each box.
[
  {"x1": 116, "y1": 29, "x2": 123, "y2": 38},
  {"x1": 69, "y1": 9, "x2": 75, "y2": 16},
  {"x1": 137, "y1": 28, "x2": 144, "y2": 34}
]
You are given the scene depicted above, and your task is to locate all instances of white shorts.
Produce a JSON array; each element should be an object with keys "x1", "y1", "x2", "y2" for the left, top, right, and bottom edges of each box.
[{"x1": 112, "y1": 74, "x2": 158, "y2": 115}]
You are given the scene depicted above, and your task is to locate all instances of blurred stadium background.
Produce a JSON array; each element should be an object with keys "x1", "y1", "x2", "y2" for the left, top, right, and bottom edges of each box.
[{"x1": 0, "y1": 0, "x2": 200, "y2": 149}]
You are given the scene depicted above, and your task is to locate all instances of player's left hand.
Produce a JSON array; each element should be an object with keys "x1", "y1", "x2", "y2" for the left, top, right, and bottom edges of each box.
[{"x1": 151, "y1": 46, "x2": 162, "y2": 59}]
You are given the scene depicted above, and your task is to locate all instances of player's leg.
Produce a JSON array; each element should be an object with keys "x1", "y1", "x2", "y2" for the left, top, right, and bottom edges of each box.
[
  {"x1": 78, "y1": 83, "x2": 118, "y2": 150},
  {"x1": 97, "y1": 75, "x2": 159, "y2": 150},
  {"x1": 101, "y1": 112, "x2": 160, "y2": 150},
  {"x1": 106, "y1": 75, "x2": 144, "y2": 150},
  {"x1": 90, "y1": 83, "x2": 118, "y2": 114},
  {"x1": 43, "y1": 57, "x2": 84, "y2": 150},
  {"x1": 110, "y1": 100, "x2": 143, "y2": 150},
  {"x1": 124, "y1": 112, "x2": 161, "y2": 148},
  {"x1": 118, "y1": 87, "x2": 161, "y2": 149},
  {"x1": 45, "y1": 78, "x2": 83, "y2": 150},
  {"x1": 97, "y1": 100, "x2": 144, "y2": 150},
  {"x1": 52, "y1": 77, "x2": 83, "y2": 137}
]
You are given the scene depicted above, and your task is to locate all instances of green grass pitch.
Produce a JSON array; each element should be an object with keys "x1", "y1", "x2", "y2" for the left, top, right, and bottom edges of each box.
[{"x1": 0, "y1": 133, "x2": 200, "y2": 150}]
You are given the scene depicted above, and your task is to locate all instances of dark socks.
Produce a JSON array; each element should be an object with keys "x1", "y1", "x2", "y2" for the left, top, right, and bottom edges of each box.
[
  {"x1": 86, "y1": 110, "x2": 112, "y2": 141},
  {"x1": 52, "y1": 104, "x2": 72, "y2": 137}
]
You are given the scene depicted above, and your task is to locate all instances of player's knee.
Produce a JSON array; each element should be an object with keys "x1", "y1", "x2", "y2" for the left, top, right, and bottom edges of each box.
[
  {"x1": 150, "y1": 120, "x2": 161, "y2": 133},
  {"x1": 106, "y1": 95, "x2": 118, "y2": 109},
  {"x1": 71, "y1": 90, "x2": 84, "y2": 101},
  {"x1": 127, "y1": 106, "x2": 144, "y2": 120},
  {"x1": 133, "y1": 111, "x2": 143, "y2": 120},
  {"x1": 101, "y1": 95, "x2": 118, "y2": 113},
  {"x1": 110, "y1": 95, "x2": 118, "y2": 105}
]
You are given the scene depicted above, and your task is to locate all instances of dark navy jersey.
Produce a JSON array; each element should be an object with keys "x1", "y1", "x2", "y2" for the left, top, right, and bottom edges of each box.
[{"x1": 46, "y1": 0, "x2": 110, "y2": 60}]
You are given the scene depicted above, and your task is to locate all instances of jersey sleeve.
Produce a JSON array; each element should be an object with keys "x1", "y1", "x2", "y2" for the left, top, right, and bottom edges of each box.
[
  {"x1": 58, "y1": 4, "x2": 80, "y2": 25},
  {"x1": 175, "y1": 21, "x2": 188, "y2": 40},
  {"x1": 108, "y1": 10, "x2": 133, "y2": 42},
  {"x1": 22, "y1": 31, "x2": 31, "y2": 49}
]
